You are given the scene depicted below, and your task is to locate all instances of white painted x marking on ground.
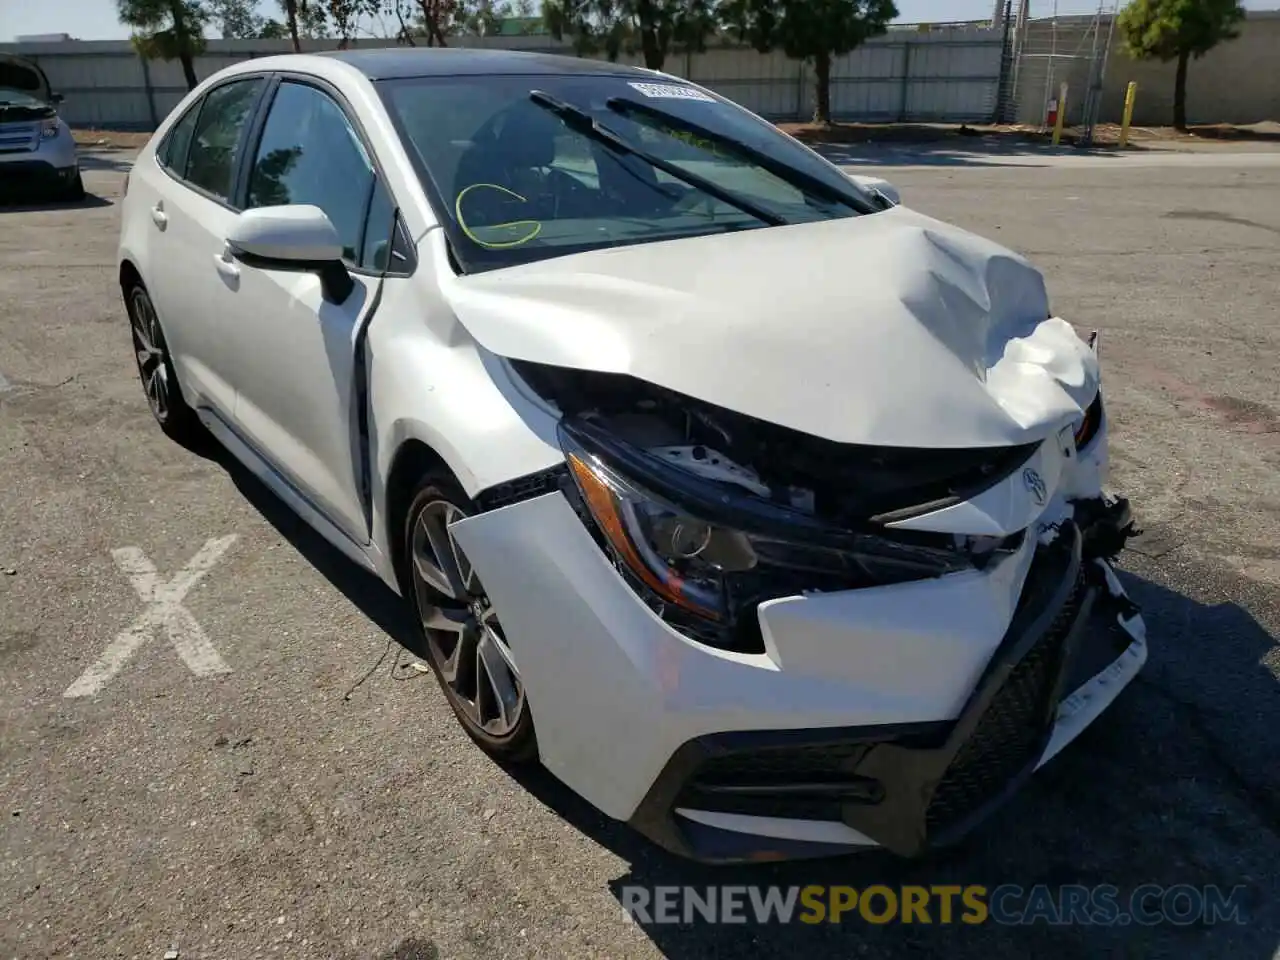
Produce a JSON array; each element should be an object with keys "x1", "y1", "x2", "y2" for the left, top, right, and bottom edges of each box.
[{"x1": 63, "y1": 536, "x2": 238, "y2": 698}]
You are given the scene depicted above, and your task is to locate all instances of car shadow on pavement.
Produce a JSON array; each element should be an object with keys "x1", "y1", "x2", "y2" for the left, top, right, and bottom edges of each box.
[
  {"x1": 809, "y1": 140, "x2": 1123, "y2": 169},
  {"x1": 177, "y1": 429, "x2": 424, "y2": 660},
  {"x1": 505, "y1": 568, "x2": 1280, "y2": 960},
  {"x1": 78, "y1": 150, "x2": 136, "y2": 174},
  {"x1": 0, "y1": 192, "x2": 113, "y2": 212}
]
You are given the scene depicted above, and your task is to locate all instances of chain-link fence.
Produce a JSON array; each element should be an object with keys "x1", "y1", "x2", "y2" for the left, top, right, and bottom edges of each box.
[{"x1": 1002, "y1": 1, "x2": 1121, "y2": 140}]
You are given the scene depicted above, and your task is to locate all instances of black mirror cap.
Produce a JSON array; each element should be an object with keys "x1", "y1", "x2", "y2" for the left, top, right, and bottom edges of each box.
[
  {"x1": 318, "y1": 261, "x2": 354, "y2": 304},
  {"x1": 227, "y1": 245, "x2": 355, "y2": 305}
]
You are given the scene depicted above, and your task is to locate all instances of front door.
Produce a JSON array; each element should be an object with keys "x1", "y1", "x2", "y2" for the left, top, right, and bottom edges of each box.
[{"x1": 214, "y1": 79, "x2": 394, "y2": 545}]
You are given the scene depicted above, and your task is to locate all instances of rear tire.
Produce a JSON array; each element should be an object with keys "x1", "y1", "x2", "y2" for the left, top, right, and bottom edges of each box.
[
  {"x1": 125, "y1": 281, "x2": 201, "y2": 444},
  {"x1": 402, "y1": 470, "x2": 537, "y2": 764}
]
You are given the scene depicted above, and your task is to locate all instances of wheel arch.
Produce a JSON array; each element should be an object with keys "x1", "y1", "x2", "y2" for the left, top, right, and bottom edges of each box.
[
  {"x1": 383, "y1": 436, "x2": 459, "y2": 593},
  {"x1": 119, "y1": 258, "x2": 144, "y2": 296}
]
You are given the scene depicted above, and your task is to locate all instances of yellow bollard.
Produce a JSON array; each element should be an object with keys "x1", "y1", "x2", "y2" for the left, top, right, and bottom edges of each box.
[
  {"x1": 1051, "y1": 81, "x2": 1068, "y2": 145},
  {"x1": 1119, "y1": 81, "x2": 1138, "y2": 147}
]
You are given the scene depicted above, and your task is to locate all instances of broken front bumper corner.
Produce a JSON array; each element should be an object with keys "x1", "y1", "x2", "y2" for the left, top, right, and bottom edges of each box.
[{"x1": 627, "y1": 518, "x2": 1147, "y2": 863}]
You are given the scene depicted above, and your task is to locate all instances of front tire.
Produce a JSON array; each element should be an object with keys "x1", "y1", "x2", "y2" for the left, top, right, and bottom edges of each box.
[
  {"x1": 403, "y1": 473, "x2": 537, "y2": 763},
  {"x1": 125, "y1": 281, "x2": 201, "y2": 443}
]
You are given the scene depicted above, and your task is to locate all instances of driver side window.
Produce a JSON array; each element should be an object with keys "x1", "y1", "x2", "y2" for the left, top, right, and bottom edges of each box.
[{"x1": 245, "y1": 81, "x2": 376, "y2": 264}]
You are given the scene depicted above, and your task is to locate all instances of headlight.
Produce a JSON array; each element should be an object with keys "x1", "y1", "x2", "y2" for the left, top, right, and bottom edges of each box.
[
  {"x1": 40, "y1": 119, "x2": 60, "y2": 140},
  {"x1": 559, "y1": 419, "x2": 977, "y2": 651},
  {"x1": 1074, "y1": 389, "x2": 1104, "y2": 450}
]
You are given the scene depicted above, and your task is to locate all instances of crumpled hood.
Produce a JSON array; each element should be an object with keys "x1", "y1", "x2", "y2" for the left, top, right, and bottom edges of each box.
[{"x1": 435, "y1": 205, "x2": 1100, "y2": 449}]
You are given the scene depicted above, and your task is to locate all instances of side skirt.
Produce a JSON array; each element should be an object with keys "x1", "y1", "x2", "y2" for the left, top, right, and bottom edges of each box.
[{"x1": 197, "y1": 405, "x2": 385, "y2": 578}]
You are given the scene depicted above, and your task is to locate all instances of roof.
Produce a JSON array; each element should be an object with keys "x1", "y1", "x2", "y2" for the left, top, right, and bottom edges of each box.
[{"x1": 317, "y1": 47, "x2": 656, "y2": 81}]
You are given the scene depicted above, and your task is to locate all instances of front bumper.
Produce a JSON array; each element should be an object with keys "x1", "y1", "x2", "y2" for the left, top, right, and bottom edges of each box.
[
  {"x1": 450, "y1": 467, "x2": 1146, "y2": 863},
  {"x1": 0, "y1": 131, "x2": 79, "y2": 199},
  {"x1": 628, "y1": 515, "x2": 1147, "y2": 862},
  {"x1": 0, "y1": 158, "x2": 78, "y2": 199}
]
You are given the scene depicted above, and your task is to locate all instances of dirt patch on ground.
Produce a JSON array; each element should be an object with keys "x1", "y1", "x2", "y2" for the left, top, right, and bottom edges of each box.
[
  {"x1": 776, "y1": 119, "x2": 1280, "y2": 149},
  {"x1": 1186, "y1": 120, "x2": 1280, "y2": 141},
  {"x1": 777, "y1": 120, "x2": 1127, "y2": 149},
  {"x1": 776, "y1": 120, "x2": 1025, "y2": 145},
  {"x1": 72, "y1": 129, "x2": 152, "y2": 149}
]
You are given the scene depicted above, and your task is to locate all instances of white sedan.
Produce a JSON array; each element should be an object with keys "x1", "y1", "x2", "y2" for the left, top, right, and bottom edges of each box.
[{"x1": 117, "y1": 48, "x2": 1147, "y2": 862}]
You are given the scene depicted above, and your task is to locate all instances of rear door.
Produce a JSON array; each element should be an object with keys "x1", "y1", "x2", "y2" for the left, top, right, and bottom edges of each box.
[
  {"x1": 146, "y1": 76, "x2": 268, "y2": 417},
  {"x1": 214, "y1": 77, "x2": 400, "y2": 544}
]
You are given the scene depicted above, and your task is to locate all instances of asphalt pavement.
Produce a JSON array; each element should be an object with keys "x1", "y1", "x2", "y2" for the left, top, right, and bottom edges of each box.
[{"x1": 1, "y1": 143, "x2": 1278, "y2": 960}]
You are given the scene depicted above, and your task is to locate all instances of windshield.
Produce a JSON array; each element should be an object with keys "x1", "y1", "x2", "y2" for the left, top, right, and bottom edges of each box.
[
  {"x1": 0, "y1": 90, "x2": 46, "y2": 108},
  {"x1": 378, "y1": 73, "x2": 878, "y2": 273}
]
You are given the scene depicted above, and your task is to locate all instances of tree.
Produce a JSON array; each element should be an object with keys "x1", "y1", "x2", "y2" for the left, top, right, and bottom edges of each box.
[
  {"x1": 1117, "y1": 0, "x2": 1245, "y2": 131},
  {"x1": 416, "y1": 0, "x2": 460, "y2": 45},
  {"x1": 384, "y1": 0, "x2": 527, "y2": 46},
  {"x1": 208, "y1": 0, "x2": 286, "y2": 37},
  {"x1": 257, "y1": 18, "x2": 289, "y2": 37},
  {"x1": 542, "y1": 0, "x2": 718, "y2": 71},
  {"x1": 298, "y1": 1, "x2": 330, "y2": 36},
  {"x1": 396, "y1": 0, "x2": 505, "y2": 45},
  {"x1": 328, "y1": 0, "x2": 362, "y2": 46},
  {"x1": 207, "y1": 0, "x2": 258, "y2": 36},
  {"x1": 280, "y1": 0, "x2": 328, "y2": 50},
  {"x1": 457, "y1": 0, "x2": 512, "y2": 35},
  {"x1": 386, "y1": 0, "x2": 420, "y2": 41},
  {"x1": 117, "y1": 0, "x2": 209, "y2": 91},
  {"x1": 722, "y1": 0, "x2": 897, "y2": 125},
  {"x1": 282, "y1": 0, "x2": 304, "y2": 49}
]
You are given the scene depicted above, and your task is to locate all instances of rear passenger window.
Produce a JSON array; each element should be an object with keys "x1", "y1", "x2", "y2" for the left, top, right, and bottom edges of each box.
[
  {"x1": 184, "y1": 78, "x2": 264, "y2": 202},
  {"x1": 159, "y1": 102, "x2": 200, "y2": 174}
]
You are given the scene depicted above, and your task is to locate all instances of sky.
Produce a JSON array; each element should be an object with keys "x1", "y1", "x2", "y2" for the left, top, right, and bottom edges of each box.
[{"x1": 1, "y1": 0, "x2": 1275, "y2": 42}]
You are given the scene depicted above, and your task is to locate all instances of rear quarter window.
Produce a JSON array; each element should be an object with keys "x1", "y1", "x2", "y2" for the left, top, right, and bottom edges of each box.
[
  {"x1": 182, "y1": 77, "x2": 265, "y2": 203},
  {"x1": 158, "y1": 101, "x2": 201, "y2": 175}
]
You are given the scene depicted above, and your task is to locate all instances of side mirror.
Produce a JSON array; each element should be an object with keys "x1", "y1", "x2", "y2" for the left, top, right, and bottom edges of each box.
[
  {"x1": 847, "y1": 173, "x2": 901, "y2": 207},
  {"x1": 226, "y1": 204, "x2": 354, "y2": 303},
  {"x1": 50, "y1": 92, "x2": 65, "y2": 105}
]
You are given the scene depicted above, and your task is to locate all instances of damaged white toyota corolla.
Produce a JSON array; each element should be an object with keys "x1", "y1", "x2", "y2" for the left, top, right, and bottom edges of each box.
[{"x1": 118, "y1": 48, "x2": 1146, "y2": 862}]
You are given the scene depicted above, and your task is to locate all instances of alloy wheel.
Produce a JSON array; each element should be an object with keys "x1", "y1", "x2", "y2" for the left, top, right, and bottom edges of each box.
[
  {"x1": 129, "y1": 288, "x2": 170, "y2": 423},
  {"x1": 411, "y1": 499, "x2": 525, "y2": 738}
]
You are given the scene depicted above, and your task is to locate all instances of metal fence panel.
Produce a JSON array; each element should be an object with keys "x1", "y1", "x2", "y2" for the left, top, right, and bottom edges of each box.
[
  {"x1": 3, "y1": 28, "x2": 1008, "y2": 130},
  {"x1": 829, "y1": 41, "x2": 905, "y2": 120},
  {"x1": 692, "y1": 46, "x2": 802, "y2": 120}
]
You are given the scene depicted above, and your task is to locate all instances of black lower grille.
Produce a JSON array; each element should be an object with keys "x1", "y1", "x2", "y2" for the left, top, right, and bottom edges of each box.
[
  {"x1": 679, "y1": 742, "x2": 871, "y2": 821},
  {"x1": 925, "y1": 566, "x2": 1087, "y2": 835},
  {"x1": 697, "y1": 741, "x2": 872, "y2": 782}
]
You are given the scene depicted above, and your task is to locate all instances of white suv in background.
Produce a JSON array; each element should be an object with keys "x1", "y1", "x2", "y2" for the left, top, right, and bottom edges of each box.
[{"x1": 0, "y1": 53, "x2": 82, "y2": 201}]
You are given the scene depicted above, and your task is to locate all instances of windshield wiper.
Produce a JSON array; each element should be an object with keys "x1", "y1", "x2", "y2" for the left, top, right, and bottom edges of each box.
[
  {"x1": 605, "y1": 96, "x2": 878, "y2": 215},
  {"x1": 528, "y1": 90, "x2": 785, "y2": 228}
]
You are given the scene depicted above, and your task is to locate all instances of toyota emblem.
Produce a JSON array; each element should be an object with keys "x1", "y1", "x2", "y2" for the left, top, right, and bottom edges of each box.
[{"x1": 1023, "y1": 468, "x2": 1047, "y2": 505}]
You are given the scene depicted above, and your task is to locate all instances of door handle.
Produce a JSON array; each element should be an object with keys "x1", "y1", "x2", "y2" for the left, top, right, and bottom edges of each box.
[
  {"x1": 213, "y1": 246, "x2": 240, "y2": 281},
  {"x1": 149, "y1": 203, "x2": 167, "y2": 229}
]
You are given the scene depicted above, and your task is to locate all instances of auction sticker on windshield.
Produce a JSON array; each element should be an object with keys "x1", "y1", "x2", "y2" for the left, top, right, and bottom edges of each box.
[{"x1": 627, "y1": 82, "x2": 715, "y2": 102}]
